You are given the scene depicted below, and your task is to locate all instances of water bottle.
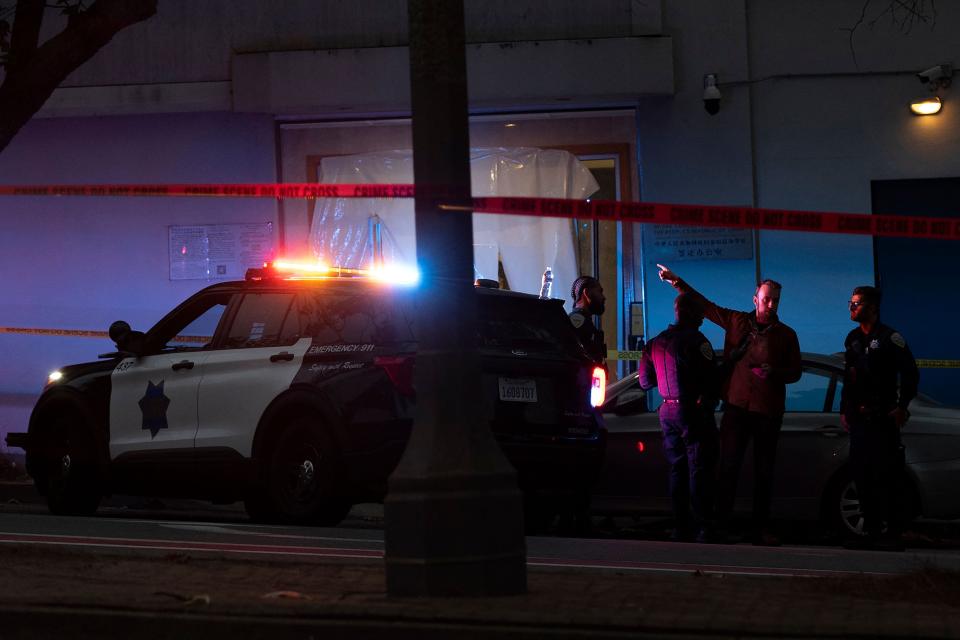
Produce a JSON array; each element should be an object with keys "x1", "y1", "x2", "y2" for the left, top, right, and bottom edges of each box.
[{"x1": 539, "y1": 267, "x2": 553, "y2": 299}]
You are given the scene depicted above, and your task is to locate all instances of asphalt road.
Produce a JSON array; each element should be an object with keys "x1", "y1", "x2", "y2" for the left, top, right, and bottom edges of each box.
[{"x1": 3, "y1": 508, "x2": 960, "y2": 578}]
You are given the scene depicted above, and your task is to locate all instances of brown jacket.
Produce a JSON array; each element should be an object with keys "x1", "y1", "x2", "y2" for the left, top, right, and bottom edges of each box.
[{"x1": 675, "y1": 279, "x2": 802, "y2": 417}]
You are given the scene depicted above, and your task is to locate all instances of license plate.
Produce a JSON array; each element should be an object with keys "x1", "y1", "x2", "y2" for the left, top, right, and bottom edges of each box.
[{"x1": 498, "y1": 377, "x2": 537, "y2": 403}]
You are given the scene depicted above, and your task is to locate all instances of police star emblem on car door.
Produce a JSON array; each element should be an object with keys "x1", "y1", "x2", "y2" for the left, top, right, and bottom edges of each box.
[{"x1": 138, "y1": 380, "x2": 170, "y2": 438}]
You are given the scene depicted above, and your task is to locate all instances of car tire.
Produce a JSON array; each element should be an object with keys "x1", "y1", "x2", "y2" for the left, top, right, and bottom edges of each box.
[
  {"x1": 823, "y1": 467, "x2": 918, "y2": 538},
  {"x1": 41, "y1": 411, "x2": 102, "y2": 516},
  {"x1": 261, "y1": 416, "x2": 351, "y2": 526},
  {"x1": 824, "y1": 468, "x2": 865, "y2": 538}
]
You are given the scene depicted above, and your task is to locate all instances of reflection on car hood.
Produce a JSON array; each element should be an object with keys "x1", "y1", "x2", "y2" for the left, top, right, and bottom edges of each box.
[{"x1": 910, "y1": 398, "x2": 960, "y2": 422}]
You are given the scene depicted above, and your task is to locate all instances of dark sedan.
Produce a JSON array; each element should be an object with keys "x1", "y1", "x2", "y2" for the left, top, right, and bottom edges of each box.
[{"x1": 593, "y1": 353, "x2": 960, "y2": 537}]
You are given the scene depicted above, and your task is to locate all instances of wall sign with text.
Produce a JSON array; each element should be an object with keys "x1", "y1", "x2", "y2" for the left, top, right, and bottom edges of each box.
[
  {"x1": 646, "y1": 224, "x2": 753, "y2": 261},
  {"x1": 169, "y1": 223, "x2": 274, "y2": 281}
]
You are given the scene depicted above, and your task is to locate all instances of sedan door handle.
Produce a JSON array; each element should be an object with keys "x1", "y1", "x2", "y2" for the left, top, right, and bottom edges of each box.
[
  {"x1": 816, "y1": 424, "x2": 845, "y2": 438},
  {"x1": 171, "y1": 360, "x2": 195, "y2": 371},
  {"x1": 269, "y1": 352, "x2": 295, "y2": 363}
]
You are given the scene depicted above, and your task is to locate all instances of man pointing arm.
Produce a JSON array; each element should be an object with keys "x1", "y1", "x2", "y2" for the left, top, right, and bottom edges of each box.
[{"x1": 656, "y1": 264, "x2": 801, "y2": 546}]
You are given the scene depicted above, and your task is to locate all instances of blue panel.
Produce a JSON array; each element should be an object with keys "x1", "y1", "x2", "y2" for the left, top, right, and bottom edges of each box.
[{"x1": 873, "y1": 178, "x2": 960, "y2": 407}]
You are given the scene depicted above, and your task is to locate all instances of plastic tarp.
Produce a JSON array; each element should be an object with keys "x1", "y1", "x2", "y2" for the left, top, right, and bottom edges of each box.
[{"x1": 309, "y1": 148, "x2": 599, "y2": 305}]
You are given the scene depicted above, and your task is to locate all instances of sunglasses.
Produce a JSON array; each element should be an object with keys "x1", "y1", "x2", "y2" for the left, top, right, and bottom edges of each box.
[{"x1": 848, "y1": 300, "x2": 865, "y2": 309}]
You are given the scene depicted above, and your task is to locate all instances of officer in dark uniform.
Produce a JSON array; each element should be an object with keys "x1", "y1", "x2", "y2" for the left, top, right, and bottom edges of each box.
[
  {"x1": 639, "y1": 293, "x2": 720, "y2": 542},
  {"x1": 569, "y1": 276, "x2": 607, "y2": 366},
  {"x1": 841, "y1": 285, "x2": 919, "y2": 551}
]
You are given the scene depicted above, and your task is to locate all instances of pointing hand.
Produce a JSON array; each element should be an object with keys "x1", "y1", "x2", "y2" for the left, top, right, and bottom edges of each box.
[{"x1": 656, "y1": 264, "x2": 678, "y2": 286}]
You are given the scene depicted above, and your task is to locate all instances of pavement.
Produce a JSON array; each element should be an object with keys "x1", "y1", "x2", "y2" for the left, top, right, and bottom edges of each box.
[{"x1": 3, "y1": 477, "x2": 960, "y2": 638}]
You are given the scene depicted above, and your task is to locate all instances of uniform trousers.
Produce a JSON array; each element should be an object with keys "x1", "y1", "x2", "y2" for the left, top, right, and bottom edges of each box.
[
  {"x1": 658, "y1": 402, "x2": 718, "y2": 531},
  {"x1": 848, "y1": 415, "x2": 904, "y2": 536}
]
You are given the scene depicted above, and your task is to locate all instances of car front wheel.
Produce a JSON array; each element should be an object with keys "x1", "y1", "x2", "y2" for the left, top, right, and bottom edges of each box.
[
  {"x1": 256, "y1": 417, "x2": 351, "y2": 526},
  {"x1": 41, "y1": 412, "x2": 102, "y2": 516}
]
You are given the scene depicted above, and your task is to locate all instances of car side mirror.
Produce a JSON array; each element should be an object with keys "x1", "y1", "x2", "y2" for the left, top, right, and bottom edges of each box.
[
  {"x1": 99, "y1": 320, "x2": 146, "y2": 358},
  {"x1": 601, "y1": 388, "x2": 648, "y2": 416},
  {"x1": 108, "y1": 320, "x2": 131, "y2": 343},
  {"x1": 612, "y1": 392, "x2": 649, "y2": 416}
]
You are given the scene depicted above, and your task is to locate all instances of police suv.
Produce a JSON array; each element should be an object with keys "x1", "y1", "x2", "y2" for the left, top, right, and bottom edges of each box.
[{"x1": 10, "y1": 263, "x2": 605, "y2": 526}]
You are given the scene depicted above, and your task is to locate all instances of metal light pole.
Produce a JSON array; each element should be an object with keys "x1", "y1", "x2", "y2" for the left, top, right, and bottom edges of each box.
[{"x1": 383, "y1": 0, "x2": 527, "y2": 596}]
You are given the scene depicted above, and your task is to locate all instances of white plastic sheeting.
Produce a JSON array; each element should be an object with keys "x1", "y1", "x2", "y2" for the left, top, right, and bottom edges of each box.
[{"x1": 309, "y1": 148, "x2": 599, "y2": 304}]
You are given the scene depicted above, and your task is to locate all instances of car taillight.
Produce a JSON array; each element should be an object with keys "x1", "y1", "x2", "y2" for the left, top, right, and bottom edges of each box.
[
  {"x1": 589, "y1": 366, "x2": 606, "y2": 407},
  {"x1": 374, "y1": 356, "x2": 415, "y2": 397}
]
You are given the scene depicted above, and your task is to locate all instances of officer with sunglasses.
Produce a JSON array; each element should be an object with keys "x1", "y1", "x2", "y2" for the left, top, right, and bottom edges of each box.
[{"x1": 841, "y1": 286, "x2": 919, "y2": 551}]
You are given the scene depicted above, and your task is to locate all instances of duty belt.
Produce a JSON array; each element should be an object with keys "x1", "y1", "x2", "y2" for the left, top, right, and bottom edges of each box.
[
  {"x1": 858, "y1": 404, "x2": 895, "y2": 415},
  {"x1": 662, "y1": 398, "x2": 699, "y2": 405}
]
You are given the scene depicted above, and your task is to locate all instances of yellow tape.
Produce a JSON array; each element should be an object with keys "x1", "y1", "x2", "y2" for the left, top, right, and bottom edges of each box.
[
  {"x1": 0, "y1": 327, "x2": 107, "y2": 338},
  {"x1": 916, "y1": 359, "x2": 960, "y2": 369},
  {"x1": 608, "y1": 350, "x2": 960, "y2": 368},
  {"x1": 609, "y1": 350, "x2": 643, "y2": 361},
  {"x1": 0, "y1": 327, "x2": 207, "y2": 344}
]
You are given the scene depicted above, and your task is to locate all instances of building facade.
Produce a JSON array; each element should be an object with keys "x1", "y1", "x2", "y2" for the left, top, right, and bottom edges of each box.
[{"x1": 1, "y1": 0, "x2": 958, "y2": 439}]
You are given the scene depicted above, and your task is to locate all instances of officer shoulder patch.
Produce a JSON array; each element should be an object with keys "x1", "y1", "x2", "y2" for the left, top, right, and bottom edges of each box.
[
  {"x1": 699, "y1": 342, "x2": 714, "y2": 360},
  {"x1": 570, "y1": 312, "x2": 585, "y2": 329},
  {"x1": 890, "y1": 332, "x2": 906, "y2": 348}
]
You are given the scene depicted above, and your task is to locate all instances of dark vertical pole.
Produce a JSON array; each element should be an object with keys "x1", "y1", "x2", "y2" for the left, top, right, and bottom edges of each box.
[{"x1": 383, "y1": 0, "x2": 527, "y2": 597}]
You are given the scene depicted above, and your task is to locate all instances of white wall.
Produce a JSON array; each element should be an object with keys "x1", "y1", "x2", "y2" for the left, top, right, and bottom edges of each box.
[
  {"x1": 748, "y1": 1, "x2": 960, "y2": 354},
  {"x1": 4, "y1": 0, "x2": 959, "y2": 440},
  {"x1": 635, "y1": 0, "x2": 758, "y2": 352},
  {"x1": 0, "y1": 112, "x2": 277, "y2": 442},
  {"x1": 46, "y1": 0, "x2": 661, "y2": 88},
  {"x1": 637, "y1": 0, "x2": 960, "y2": 356}
]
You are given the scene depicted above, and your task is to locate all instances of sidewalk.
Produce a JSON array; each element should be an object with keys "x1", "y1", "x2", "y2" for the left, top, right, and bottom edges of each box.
[
  {"x1": 2, "y1": 538, "x2": 960, "y2": 639},
  {"x1": 3, "y1": 479, "x2": 960, "y2": 638}
]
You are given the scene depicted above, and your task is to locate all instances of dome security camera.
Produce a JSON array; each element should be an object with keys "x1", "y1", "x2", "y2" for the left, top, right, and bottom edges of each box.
[{"x1": 703, "y1": 74, "x2": 721, "y2": 115}]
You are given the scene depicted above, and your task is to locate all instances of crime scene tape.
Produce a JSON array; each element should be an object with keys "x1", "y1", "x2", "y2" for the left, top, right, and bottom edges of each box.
[
  {"x1": 7, "y1": 330, "x2": 954, "y2": 367},
  {"x1": 2, "y1": 183, "x2": 960, "y2": 240},
  {"x1": 0, "y1": 327, "x2": 207, "y2": 344}
]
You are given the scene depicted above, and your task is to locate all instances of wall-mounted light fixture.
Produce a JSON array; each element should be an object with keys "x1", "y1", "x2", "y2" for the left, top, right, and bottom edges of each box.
[
  {"x1": 910, "y1": 64, "x2": 952, "y2": 116},
  {"x1": 910, "y1": 96, "x2": 942, "y2": 115}
]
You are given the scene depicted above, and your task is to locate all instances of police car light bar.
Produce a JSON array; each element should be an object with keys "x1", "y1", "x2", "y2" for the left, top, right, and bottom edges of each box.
[
  {"x1": 367, "y1": 263, "x2": 421, "y2": 286},
  {"x1": 273, "y1": 259, "x2": 330, "y2": 274},
  {"x1": 245, "y1": 260, "x2": 420, "y2": 286}
]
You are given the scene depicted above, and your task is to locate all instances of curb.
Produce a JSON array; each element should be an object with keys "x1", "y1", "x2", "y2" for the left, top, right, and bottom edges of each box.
[{"x1": 0, "y1": 481, "x2": 37, "y2": 506}]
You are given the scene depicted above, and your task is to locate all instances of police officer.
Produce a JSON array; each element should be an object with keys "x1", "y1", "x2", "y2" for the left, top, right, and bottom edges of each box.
[
  {"x1": 657, "y1": 263, "x2": 801, "y2": 546},
  {"x1": 569, "y1": 276, "x2": 607, "y2": 366},
  {"x1": 841, "y1": 286, "x2": 919, "y2": 551},
  {"x1": 639, "y1": 293, "x2": 720, "y2": 542}
]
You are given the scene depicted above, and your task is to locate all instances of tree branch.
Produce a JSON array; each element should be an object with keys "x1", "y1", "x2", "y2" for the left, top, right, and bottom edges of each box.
[
  {"x1": 7, "y1": 0, "x2": 43, "y2": 69},
  {"x1": 841, "y1": 0, "x2": 937, "y2": 67},
  {"x1": 0, "y1": 0, "x2": 156, "y2": 152}
]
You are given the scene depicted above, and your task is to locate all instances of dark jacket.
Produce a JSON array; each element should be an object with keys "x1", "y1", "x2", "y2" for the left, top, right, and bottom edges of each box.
[
  {"x1": 674, "y1": 279, "x2": 802, "y2": 417},
  {"x1": 841, "y1": 322, "x2": 919, "y2": 421},
  {"x1": 639, "y1": 324, "x2": 718, "y2": 407},
  {"x1": 569, "y1": 308, "x2": 606, "y2": 365}
]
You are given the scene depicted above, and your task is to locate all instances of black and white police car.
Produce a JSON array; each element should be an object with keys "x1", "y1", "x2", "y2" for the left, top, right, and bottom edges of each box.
[{"x1": 8, "y1": 262, "x2": 606, "y2": 526}]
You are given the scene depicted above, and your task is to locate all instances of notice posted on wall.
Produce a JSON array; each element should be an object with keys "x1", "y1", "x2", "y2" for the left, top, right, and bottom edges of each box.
[
  {"x1": 647, "y1": 225, "x2": 753, "y2": 261},
  {"x1": 169, "y1": 223, "x2": 274, "y2": 280}
]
